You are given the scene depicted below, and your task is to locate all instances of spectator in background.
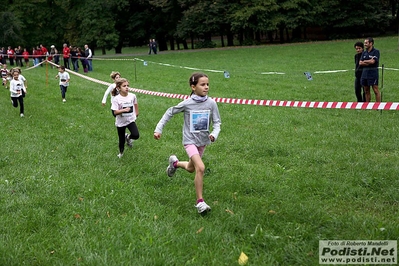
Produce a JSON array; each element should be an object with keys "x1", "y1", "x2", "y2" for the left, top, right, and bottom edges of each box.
[
  {"x1": 148, "y1": 39, "x2": 153, "y2": 54},
  {"x1": 359, "y1": 37, "x2": 381, "y2": 102},
  {"x1": 63, "y1": 43, "x2": 70, "y2": 69},
  {"x1": 7, "y1": 46, "x2": 15, "y2": 66},
  {"x1": 78, "y1": 47, "x2": 88, "y2": 73},
  {"x1": 36, "y1": 45, "x2": 44, "y2": 66},
  {"x1": 70, "y1": 46, "x2": 79, "y2": 71},
  {"x1": 15, "y1": 46, "x2": 23, "y2": 67},
  {"x1": 354, "y1": 42, "x2": 365, "y2": 102},
  {"x1": 40, "y1": 44, "x2": 48, "y2": 61},
  {"x1": 49, "y1": 45, "x2": 59, "y2": 67},
  {"x1": 151, "y1": 39, "x2": 157, "y2": 54},
  {"x1": 1, "y1": 47, "x2": 6, "y2": 64},
  {"x1": 84, "y1": 44, "x2": 93, "y2": 71},
  {"x1": 22, "y1": 48, "x2": 30, "y2": 67},
  {"x1": 32, "y1": 47, "x2": 37, "y2": 66}
]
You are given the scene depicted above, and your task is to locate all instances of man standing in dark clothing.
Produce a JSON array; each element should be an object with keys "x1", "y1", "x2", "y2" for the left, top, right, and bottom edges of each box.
[
  {"x1": 354, "y1": 42, "x2": 364, "y2": 102},
  {"x1": 359, "y1": 37, "x2": 381, "y2": 102}
]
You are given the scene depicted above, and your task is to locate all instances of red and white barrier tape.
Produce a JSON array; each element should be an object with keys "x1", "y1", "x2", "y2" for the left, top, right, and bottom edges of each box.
[{"x1": 41, "y1": 60, "x2": 399, "y2": 110}]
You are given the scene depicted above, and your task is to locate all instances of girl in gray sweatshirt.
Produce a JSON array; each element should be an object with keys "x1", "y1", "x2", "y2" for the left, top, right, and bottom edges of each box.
[{"x1": 154, "y1": 72, "x2": 221, "y2": 214}]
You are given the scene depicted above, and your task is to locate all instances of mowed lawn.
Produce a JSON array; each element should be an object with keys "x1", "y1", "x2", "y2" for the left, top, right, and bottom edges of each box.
[{"x1": 0, "y1": 36, "x2": 398, "y2": 265}]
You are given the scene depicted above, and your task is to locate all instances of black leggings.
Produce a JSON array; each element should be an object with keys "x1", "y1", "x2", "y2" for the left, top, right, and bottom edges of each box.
[
  {"x1": 117, "y1": 122, "x2": 140, "y2": 153},
  {"x1": 11, "y1": 96, "x2": 24, "y2": 114}
]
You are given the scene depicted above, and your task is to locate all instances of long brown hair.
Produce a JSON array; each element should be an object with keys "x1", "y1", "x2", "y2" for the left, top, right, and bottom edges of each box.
[{"x1": 111, "y1": 78, "x2": 128, "y2": 96}]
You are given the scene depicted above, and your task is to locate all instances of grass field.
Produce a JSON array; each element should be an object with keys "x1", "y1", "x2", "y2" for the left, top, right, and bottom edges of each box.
[{"x1": 0, "y1": 36, "x2": 398, "y2": 265}]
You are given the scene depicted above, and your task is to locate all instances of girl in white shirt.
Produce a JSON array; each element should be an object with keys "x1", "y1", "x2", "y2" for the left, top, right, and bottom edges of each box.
[
  {"x1": 55, "y1": 66, "x2": 70, "y2": 103},
  {"x1": 10, "y1": 69, "x2": 27, "y2": 117},
  {"x1": 111, "y1": 78, "x2": 140, "y2": 158}
]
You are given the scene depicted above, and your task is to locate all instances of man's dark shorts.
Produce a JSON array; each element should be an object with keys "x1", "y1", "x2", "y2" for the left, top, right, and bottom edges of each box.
[{"x1": 361, "y1": 78, "x2": 378, "y2": 86}]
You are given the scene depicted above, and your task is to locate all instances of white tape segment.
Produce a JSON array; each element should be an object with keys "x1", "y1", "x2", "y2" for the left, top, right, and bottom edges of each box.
[{"x1": 36, "y1": 60, "x2": 399, "y2": 110}]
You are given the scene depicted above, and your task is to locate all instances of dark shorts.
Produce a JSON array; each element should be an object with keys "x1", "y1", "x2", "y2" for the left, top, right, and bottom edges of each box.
[{"x1": 361, "y1": 78, "x2": 378, "y2": 86}]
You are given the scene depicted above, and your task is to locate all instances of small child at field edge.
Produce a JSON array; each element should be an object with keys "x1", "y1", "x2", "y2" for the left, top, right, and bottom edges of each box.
[{"x1": 153, "y1": 72, "x2": 221, "y2": 214}]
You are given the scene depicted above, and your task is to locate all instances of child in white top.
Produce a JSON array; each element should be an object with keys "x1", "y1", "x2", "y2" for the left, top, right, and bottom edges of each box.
[
  {"x1": 154, "y1": 72, "x2": 221, "y2": 214},
  {"x1": 10, "y1": 69, "x2": 27, "y2": 117},
  {"x1": 111, "y1": 78, "x2": 140, "y2": 158},
  {"x1": 1, "y1": 63, "x2": 9, "y2": 88},
  {"x1": 102, "y1": 71, "x2": 121, "y2": 106},
  {"x1": 55, "y1": 66, "x2": 70, "y2": 102}
]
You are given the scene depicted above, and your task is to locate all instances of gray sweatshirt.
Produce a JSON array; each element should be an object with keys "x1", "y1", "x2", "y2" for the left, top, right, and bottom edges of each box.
[{"x1": 155, "y1": 97, "x2": 221, "y2": 146}]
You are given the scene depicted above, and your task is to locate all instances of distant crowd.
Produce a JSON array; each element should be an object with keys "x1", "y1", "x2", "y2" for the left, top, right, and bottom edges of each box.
[{"x1": 0, "y1": 43, "x2": 93, "y2": 72}]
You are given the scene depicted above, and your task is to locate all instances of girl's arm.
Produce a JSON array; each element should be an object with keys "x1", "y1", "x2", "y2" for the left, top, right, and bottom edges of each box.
[
  {"x1": 102, "y1": 84, "x2": 114, "y2": 105},
  {"x1": 209, "y1": 102, "x2": 221, "y2": 141},
  {"x1": 154, "y1": 103, "x2": 184, "y2": 134},
  {"x1": 134, "y1": 103, "x2": 139, "y2": 117},
  {"x1": 112, "y1": 107, "x2": 131, "y2": 116}
]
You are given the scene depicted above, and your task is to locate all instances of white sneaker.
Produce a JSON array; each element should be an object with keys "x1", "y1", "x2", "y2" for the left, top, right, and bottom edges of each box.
[
  {"x1": 20, "y1": 113, "x2": 24, "y2": 117},
  {"x1": 117, "y1": 153, "x2": 123, "y2": 158},
  {"x1": 195, "y1": 201, "x2": 211, "y2": 214},
  {"x1": 166, "y1": 155, "x2": 178, "y2": 177},
  {"x1": 63, "y1": 99, "x2": 66, "y2": 103},
  {"x1": 125, "y1": 133, "x2": 133, "y2": 147}
]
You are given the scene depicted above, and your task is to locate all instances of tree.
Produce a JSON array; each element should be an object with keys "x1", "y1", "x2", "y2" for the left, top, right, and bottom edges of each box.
[{"x1": 0, "y1": 12, "x2": 24, "y2": 46}]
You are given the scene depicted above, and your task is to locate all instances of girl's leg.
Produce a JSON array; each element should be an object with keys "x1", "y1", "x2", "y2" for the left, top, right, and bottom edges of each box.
[
  {"x1": 116, "y1": 126, "x2": 126, "y2": 155},
  {"x1": 184, "y1": 155, "x2": 206, "y2": 201},
  {"x1": 126, "y1": 122, "x2": 140, "y2": 140},
  {"x1": 176, "y1": 145, "x2": 206, "y2": 201},
  {"x1": 18, "y1": 96, "x2": 24, "y2": 115},
  {"x1": 60, "y1": 85, "x2": 66, "y2": 100},
  {"x1": 11, "y1": 97, "x2": 18, "y2": 108}
]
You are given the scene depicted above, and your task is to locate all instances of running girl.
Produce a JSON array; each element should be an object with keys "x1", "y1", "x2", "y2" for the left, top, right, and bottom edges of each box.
[
  {"x1": 153, "y1": 72, "x2": 221, "y2": 214},
  {"x1": 111, "y1": 78, "x2": 140, "y2": 158}
]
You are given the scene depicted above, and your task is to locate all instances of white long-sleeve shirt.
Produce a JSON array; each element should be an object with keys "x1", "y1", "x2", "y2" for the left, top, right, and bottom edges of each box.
[
  {"x1": 10, "y1": 76, "x2": 26, "y2": 97},
  {"x1": 102, "y1": 83, "x2": 116, "y2": 105}
]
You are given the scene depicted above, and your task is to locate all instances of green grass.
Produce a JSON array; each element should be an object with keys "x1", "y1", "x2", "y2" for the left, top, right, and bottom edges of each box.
[{"x1": 0, "y1": 36, "x2": 398, "y2": 265}]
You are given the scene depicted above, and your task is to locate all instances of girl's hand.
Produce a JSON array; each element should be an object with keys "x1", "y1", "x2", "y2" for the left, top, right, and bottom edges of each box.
[
  {"x1": 209, "y1": 135, "x2": 215, "y2": 142},
  {"x1": 153, "y1": 132, "x2": 161, "y2": 140}
]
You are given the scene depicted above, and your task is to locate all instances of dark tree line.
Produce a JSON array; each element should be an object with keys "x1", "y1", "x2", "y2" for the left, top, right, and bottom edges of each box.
[{"x1": 1, "y1": 0, "x2": 398, "y2": 54}]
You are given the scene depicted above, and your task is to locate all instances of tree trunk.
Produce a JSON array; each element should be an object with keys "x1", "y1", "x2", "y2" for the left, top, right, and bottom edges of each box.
[
  {"x1": 204, "y1": 32, "x2": 212, "y2": 41},
  {"x1": 158, "y1": 35, "x2": 168, "y2": 51},
  {"x1": 227, "y1": 31, "x2": 234, "y2": 46},
  {"x1": 169, "y1": 36, "x2": 175, "y2": 50},
  {"x1": 285, "y1": 28, "x2": 290, "y2": 42},
  {"x1": 238, "y1": 30, "x2": 243, "y2": 45},
  {"x1": 267, "y1": 31, "x2": 274, "y2": 43},
  {"x1": 181, "y1": 39, "x2": 188, "y2": 49},
  {"x1": 279, "y1": 26, "x2": 285, "y2": 43},
  {"x1": 255, "y1": 31, "x2": 261, "y2": 43},
  {"x1": 102, "y1": 47, "x2": 106, "y2": 55},
  {"x1": 292, "y1": 27, "x2": 301, "y2": 40},
  {"x1": 115, "y1": 44, "x2": 122, "y2": 54}
]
